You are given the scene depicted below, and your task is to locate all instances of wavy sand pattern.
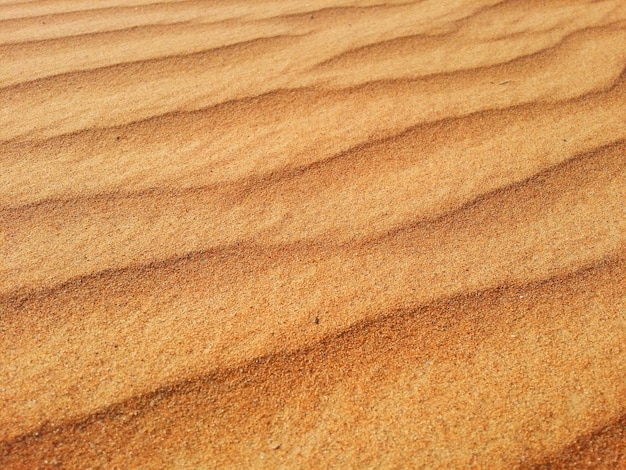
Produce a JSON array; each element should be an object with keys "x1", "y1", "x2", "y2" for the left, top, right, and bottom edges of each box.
[{"x1": 1, "y1": 0, "x2": 625, "y2": 468}]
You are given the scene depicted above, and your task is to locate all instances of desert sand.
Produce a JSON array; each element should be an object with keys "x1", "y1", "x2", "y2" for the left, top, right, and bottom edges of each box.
[{"x1": 0, "y1": 0, "x2": 625, "y2": 468}]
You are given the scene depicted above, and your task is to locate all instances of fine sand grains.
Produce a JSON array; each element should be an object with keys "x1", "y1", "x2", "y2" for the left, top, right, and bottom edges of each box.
[{"x1": 1, "y1": 0, "x2": 625, "y2": 468}]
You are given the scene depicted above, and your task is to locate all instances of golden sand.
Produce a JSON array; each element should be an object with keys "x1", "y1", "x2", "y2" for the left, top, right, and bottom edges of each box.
[{"x1": 1, "y1": 0, "x2": 625, "y2": 468}]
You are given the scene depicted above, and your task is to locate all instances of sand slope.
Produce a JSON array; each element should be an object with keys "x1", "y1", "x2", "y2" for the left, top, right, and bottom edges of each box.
[{"x1": 0, "y1": 0, "x2": 625, "y2": 468}]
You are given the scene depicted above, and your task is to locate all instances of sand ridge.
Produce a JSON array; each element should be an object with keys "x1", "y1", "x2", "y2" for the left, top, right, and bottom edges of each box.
[{"x1": 1, "y1": 0, "x2": 625, "y2": 468}]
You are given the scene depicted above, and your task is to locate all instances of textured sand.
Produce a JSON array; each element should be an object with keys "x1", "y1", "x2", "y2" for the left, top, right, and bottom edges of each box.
[{"x1": 0, "y1": 0, "x2": 625, "y2": 468}]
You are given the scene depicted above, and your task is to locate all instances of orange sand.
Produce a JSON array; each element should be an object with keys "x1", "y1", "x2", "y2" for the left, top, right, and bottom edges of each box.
[{"x1": 1, "y1": 0, "x2": 625, "y2": 468}]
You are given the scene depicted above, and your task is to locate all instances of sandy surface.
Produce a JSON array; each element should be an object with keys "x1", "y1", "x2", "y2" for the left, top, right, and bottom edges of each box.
[{"x1": 0, "y1": 0, "x2": 625, "y2": 468}]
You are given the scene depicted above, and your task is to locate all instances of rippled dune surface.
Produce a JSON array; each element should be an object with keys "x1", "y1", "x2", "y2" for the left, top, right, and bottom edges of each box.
[{"x1": 1, "y1": 0, "x2": 625, "y2": 468}]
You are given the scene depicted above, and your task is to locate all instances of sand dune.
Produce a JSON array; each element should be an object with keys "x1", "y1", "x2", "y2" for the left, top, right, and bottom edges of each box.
[{"x1": 1, "y1": 0, "x2": 625, "y2": 468}]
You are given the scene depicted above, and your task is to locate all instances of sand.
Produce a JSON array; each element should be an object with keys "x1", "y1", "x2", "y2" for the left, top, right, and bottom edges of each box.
[{"x1": 0, "y1": 0, "x2": 625, "y2": 468}]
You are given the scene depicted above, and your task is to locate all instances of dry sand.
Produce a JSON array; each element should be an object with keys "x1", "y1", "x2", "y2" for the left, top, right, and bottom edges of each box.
[{"x1": 1, "y1": 0, "x2": 625, "y2": 468}]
